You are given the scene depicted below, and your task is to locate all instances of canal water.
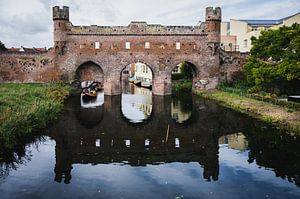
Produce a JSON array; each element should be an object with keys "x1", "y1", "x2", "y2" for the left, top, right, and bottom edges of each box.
[{"x1": 0, "y1": 84, "x2": 300, "y2": 199}]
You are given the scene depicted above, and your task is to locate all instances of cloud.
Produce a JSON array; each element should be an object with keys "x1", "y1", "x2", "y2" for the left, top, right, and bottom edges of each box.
[{"x1": 0, "y1": 0, "x2": 299, "y2": 47}]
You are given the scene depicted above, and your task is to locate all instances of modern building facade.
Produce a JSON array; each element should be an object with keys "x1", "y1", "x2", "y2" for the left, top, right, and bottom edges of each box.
[{"x1": 221, "y1": 12, "x2": 300, "y2": 52}]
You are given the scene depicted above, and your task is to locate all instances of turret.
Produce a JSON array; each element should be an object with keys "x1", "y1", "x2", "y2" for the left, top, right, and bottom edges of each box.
[
  {"x1": 205, "y1": 7, "x2": 221, "y2": 43},
  {"x1": 52, "y1": 6, "x2": 69, "y2": 55},
  {"x1": 53, "y1": 6, "x2": 69, "y2": 21}
]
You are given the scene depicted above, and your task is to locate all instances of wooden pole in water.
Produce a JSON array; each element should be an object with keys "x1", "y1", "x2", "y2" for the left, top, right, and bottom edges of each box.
[{"x1": 165, "y1": 124, "x2": 170, "y2": 143}]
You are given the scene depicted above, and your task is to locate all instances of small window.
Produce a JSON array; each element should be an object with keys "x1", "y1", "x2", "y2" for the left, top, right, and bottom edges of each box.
[
  {"x1": 244, "y1": 39, "x2": 248, "y2": 48},
  {"x1": 176, "y1": 42, "x2": 181, "y2": 50},
  {"x1": 125, "y1": 42, "x2": 131, "y2": 49},
  {"x1": 145, "y1": 139, "x2": 150, "y2": 147},
  {"x1": 175, "y1": 138, "x2": 180, "y2": 148},
  {"x1": 95, "y1": 42, "x2": 100, "y2": 49},
  {"x1": 95, "y1": 139, "x2": 101, "y2": 147},
  {"x1": 145, "y1": 42, "x2": 150, "y2": 49},
  {"x1": 125, "y1": 140, "x2": 130, "y2": 147}
]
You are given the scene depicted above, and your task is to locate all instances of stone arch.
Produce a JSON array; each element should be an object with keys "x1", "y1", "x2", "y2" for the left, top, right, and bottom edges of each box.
[
  {"x1": 170, "y1": 61, "x2": 199, "y2": 78},
  {"x1": 75, "y1": 61, "x2": 104, "y2": 84},
  {"x1": 120, "y1": 59, "x2": 157, "y2": 79},
  {"x1": 169, "y1": 60, "x2": 200, "y2": 92}
]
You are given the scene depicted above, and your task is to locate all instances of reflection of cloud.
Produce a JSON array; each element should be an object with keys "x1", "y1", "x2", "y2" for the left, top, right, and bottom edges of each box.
[
  {"x1": 121, "y1": 93, "x2": 152, "y2": 123},
  {"x1": 219, "y1": 146, "x2": 300, "y2": 191}
]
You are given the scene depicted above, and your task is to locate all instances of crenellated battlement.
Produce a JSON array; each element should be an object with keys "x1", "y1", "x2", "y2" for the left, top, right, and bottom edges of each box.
[
  {"x1": 53, "y1": 6, "x2": 69, "y2": 21},
  {"x1": 206, "y1": 7, "x2": 221, "y2": 21}
]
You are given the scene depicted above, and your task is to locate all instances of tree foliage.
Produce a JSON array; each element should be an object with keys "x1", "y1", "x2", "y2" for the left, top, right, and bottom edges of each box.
[
  {"x1": 0, "y1": 41, "x2": 7, "y2": 51},
  {"x1": 244, "y1": 24, "x2": 300, "y2": 94},
  {"x1": 180, "y1": 62, "x2": 194, "y2": 79}
]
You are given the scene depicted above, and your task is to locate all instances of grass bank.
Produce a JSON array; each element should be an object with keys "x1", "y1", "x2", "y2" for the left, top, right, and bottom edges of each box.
[
  {"x1": 0, "y1": 83, "x2": 71, "y2": 149},
  {"x1": 194, "y1": 90, "x2": 300, "y2": 134}
]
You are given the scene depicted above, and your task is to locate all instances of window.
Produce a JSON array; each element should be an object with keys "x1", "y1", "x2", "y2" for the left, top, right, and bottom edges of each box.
[
  {"x1": 125, "y1": 42, "x2": 131, "y2": 49},
  {"x1": 244, "y1": 39, "x2": 248, "y2": 48},
  {"x1": 172, "y1": 66, "x2": 179, "y2": 73},
  {"x1": 176, "y1": 42, "x2": 181, "y2": 50},
  {"x1": 125, "y1": 140, "x2": 130, "y2": 147},
  {"x1": 175, "y1": 138, "x2": 180, "y2": 148},
  {"x1": 145, "y1": 42, "x2": 150, "y2": 49},
  {"x1": 95, "y1": 42, "x2": 100, "y2": 49},
  {"x1": 145, "y1": 139, "x2": 150, "y2": 147},
  {"x1": 95, "y1": 139, "x2": 101, "y2": 147}
]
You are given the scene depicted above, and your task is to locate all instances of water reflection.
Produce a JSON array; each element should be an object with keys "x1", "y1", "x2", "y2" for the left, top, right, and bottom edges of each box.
[
  {"x1": 1, "y1": 92, "x2": 300, "y2": 199},
  {"x1": 80, "y1": 92, "x2": 104, "y2": 108},
  {"x1": 218, "y1": 132, "x2": 248, "y2": 151},
  {"x1": 121, "y1": 83, "x2": 152, "y2": 123},
  {"x1": 171, "y1": 93, "x2": 193, "y2": 124}
]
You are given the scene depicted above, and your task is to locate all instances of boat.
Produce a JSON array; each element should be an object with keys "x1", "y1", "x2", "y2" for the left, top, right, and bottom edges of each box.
[
  {"x1": 133, "y1": 79, "x2": 141, "y2": 86},
  {"x1": 288, "y1": 96, "x2": 300, "y2": 103},
  {"x1": 128, "y1": 76, "x2": 136, "y2": 83},
  {"x1": 141, "y1": 81, "x2": 152, "y2": 89},
  {"x1": 81, "y1": 81, "x2": 102, "y2": 102},
  {"x1": 81, "y1": 88, "x2": 97, "y2": 101}
]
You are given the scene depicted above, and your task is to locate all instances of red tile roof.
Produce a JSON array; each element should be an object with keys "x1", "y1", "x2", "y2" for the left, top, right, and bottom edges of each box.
[{"x1": 7, "y1": 46, "x2": 47, "y2": 53}]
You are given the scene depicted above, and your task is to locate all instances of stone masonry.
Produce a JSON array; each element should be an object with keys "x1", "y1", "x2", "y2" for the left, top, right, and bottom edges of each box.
[{"x1": 0, "y1": 6, "x2": 242, "y2": 95}]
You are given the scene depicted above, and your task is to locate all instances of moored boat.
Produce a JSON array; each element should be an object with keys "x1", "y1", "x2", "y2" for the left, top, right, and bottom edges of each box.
[
  {"x1": 141, "y1": 81, "x2": 152, "y2": 89},
  {"x1": 128, "y1": 76, "x2": 136, "y2": 83},
  {"x1": 133, "y1": 79, "x2": 141, "y2": 86},
  {"x1": 81, "y1": 89, "x2": 97, "y2": 101}
]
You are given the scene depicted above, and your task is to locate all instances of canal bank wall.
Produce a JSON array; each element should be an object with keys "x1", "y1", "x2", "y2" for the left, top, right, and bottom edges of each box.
[{"x1": 194, "y1": 89, "x2": 300, "y2": 134}]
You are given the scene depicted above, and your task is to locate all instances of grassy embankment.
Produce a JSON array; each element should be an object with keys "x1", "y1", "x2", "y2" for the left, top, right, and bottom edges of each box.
[
  {"x1": 194, "y1": 86, "x2": 300, "y2": 133},
  {"x1": 0, "y1": 83, "x2": 71, "y2": 148}
]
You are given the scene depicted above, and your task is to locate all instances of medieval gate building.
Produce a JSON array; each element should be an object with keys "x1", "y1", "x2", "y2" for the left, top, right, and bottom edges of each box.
[
  {"x1": 53, "y1": 6, "x2": 222, "y2": 95},
  {"x1": 0, "y1": 6, "x2": 241, "y2": 96}
]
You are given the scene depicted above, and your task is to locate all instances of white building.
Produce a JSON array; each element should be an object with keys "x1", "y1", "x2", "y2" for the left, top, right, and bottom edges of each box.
[
  {"x1": 133, "y1": 62, "x2": 152, "y2": 82},
  {"x1": 221, "y1": 12, "x2": 300, "y2": 52}
]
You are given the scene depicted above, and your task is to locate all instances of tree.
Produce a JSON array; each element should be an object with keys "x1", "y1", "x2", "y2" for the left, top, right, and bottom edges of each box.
[
  {"x1": 0, "y1": 41, "x2": 7, "y2": 51},
  {"x1": 180, "y1": 62, "x2": 194, "y2": 79},
  {"x1": 244, "y1": 24, "x2": 300, "y2": 94}
]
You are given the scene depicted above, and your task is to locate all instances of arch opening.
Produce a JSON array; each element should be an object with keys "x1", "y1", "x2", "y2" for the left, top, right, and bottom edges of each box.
[
  {"x1": 171, "y1": 61, "x2": 198, "y2": 93},
  {"x1": 75, "y1": 61, "x2": 105, "y2": 108},
  {"x1": 170, "y1": 61, "x2": 197, "y2": 123},
  {"x1": 120, "y1": 62, "x2": 153, "y2": 123},
  {"x1": 75, "y1": 61, "x2": 104, "y2": 84}
]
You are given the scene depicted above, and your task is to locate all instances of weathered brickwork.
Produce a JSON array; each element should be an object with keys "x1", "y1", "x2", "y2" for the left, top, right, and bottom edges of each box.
[
  {"x1": 0, "y1": 51, "x2": 58, "y2": 82},
  {"x1": 51, "y1": 6, "x2": 222, "y2": 95},
  {"x1": 0, "y1": 6, "x2": 243, "y2": 95}
]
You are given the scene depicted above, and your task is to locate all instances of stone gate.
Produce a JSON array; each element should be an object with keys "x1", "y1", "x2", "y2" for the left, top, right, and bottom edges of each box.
[
  {"x1": 53, "y1": 6, "x2": 222, "y2": 95},
  {"x1": 0, "y1": 6, "x2": 225, "y2": 96}
]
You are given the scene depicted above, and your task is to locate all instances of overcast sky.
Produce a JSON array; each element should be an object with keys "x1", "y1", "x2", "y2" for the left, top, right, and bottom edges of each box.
[{"x1": 0, "y1": 0, "x2": 299, "y2": 48}]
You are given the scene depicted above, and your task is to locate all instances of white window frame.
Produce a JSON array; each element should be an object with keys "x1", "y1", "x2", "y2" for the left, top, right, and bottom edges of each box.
[
  {"x1": 95, "y1": 42, "x2": 100, "y2": 49},
  {"x1": 125, "y1": 42, "x2": 131, "y2": 49},
  {"x1": 145, "y1": 42, "x2": 150, "y2": 49},
  {"x1": 176, "y1": 42, "x2": 181, "y2": 50}
]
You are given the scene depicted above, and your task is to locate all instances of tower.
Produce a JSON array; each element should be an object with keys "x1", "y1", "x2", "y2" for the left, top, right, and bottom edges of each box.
[
  {"x1": 53, "y1": 6, "x2": 69, "y2": 55},
  {"x1": 205, "y1": 7, "x2": 222, "y2": 43}
]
